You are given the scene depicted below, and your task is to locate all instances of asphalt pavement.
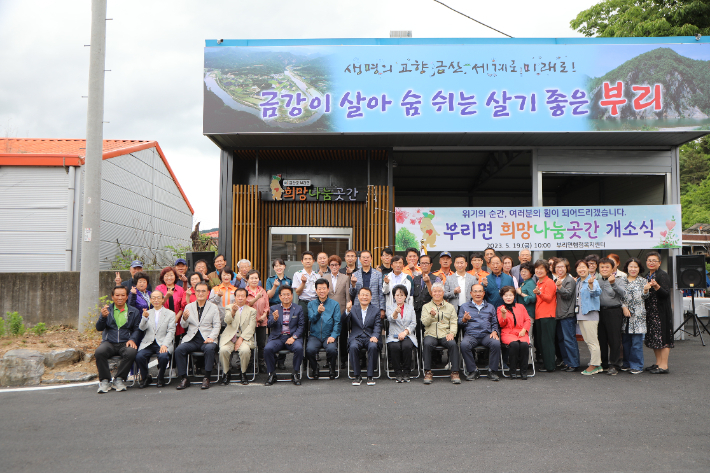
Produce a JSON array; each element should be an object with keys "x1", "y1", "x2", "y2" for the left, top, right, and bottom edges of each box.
[{"x1": 1, "y1": 337, "x2": 709, "y2": 473}]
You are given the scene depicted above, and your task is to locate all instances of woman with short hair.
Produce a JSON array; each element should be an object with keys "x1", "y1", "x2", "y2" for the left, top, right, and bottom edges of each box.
[
  {"x1": 533, "y1": 260, "x2": 557, "y2": 372},
  {"x1": 265, "y1": 258, "x2": 293, "y2": 305},
  {"x1": 156, "y1": 266, "x2": 186, "y2": 335},
  {"x1": 497, "y1": 286, "x2": 531, "y2": 379},
  {"x1": 246, "y1": 269, "x2": 269, "y2": 373},
  {"x1": 128, "y1": 271, "x2": 152, "y2": 312},
  {"x1": 386, "y1": 285, "x2": 418, "y2": 383},
  {"x1": 644, "y1": 252, "x2": 673, "y2": 374},
  {"x1": 621, "y1": 258, "x2": 648, "y2": 374}
]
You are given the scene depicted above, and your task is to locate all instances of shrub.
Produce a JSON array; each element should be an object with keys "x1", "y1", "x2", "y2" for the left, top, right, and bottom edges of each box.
[
  {"x1": 0, "y1": 317, "x2": 5, "y2": 337},
  {"x1": 6, "y1": 312, "x2": 25, "y2": 336},
  {"x1": 31, "y1": 323, "x2": 47, "y2": 336}
]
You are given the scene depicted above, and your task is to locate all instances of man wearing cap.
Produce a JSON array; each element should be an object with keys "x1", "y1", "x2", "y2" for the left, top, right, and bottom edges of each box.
[
  {"x1": 433, "y1": 251, "x2": 455, "y2": 284},
  {"x1": 114, "y1": 260, "x2": 152, "y2": 293},
  {"x1": 174, "y1": 258, "x2": 189, "y2": 288}
]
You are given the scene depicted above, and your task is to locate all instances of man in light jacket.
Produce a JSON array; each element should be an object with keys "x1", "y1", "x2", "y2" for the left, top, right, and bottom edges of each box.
[
  {"x1": 444, "y1": 255, "x2": 478, "y2": 315},
  {"x1": 135, "y1": 291, "x2": 176, "y2": 388},
  {"x1": 219, "y1": 287, "x2": 257, "y2": 386},
  {"x1": 349, "y1": 250, "x2": 386, "y2": 317},
  {"x1": 174, "y1": 282, "x2": 221, "y2": 390},
  {"x1": 421, "y1": 283, "x2": 460, "y2": 385}
]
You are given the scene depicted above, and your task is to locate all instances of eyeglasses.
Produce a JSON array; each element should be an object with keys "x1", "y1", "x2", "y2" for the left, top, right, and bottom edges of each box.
[
  {"x1": 420, "y1": 262, "x2": 431, "y2": 265},
  {"x1": 647, "y1": 259, "x2": 660, "y2": 263}
]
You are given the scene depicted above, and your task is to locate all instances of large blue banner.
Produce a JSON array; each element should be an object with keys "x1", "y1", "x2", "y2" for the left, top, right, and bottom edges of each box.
[{"x1": 204, "y1": 42, "x2": 710, "y2": 133}]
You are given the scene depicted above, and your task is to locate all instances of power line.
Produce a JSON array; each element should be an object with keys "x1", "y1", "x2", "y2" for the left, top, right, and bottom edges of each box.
[{"x1": 432, "y1": 0, "x2": 513, "y2": 38}]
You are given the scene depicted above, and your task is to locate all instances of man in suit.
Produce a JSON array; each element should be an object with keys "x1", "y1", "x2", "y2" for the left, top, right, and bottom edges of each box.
[
  {"x1": 510, "y1": 249, "x2": 532, "y2": 287},
  {"x1": 306, "y1": 278, "x2": 341, "y2": 379},
  {"x1": 95, "y1": 286, "x2": 142, "y2": 394},
  {"x1": 219, "y1": 287, "x2": 257, "y2": 386},
  {"x1": 135, "y1": 291, "x2": 176, "y2": 388},
  {"x1": 174, "y1": 282, "x2": 221, "y2": 390},
  {"x1": 443, "y1": 255, "x2": 478, "y2": 315},
  {"x1": 481, "y1": 256, "x2": 515, "y2": 309},
  {"x1": 264, "y1": 286, "x2": 305, "y2": 386},
  {"x1": 349, "y1": 250, "x2": 386, "y2": 318},
  {"x1": 344, "y1": 287, "x2": 382, "y2": 386},
  {"x1": 327, "y1": 255, "x2": 350, "y2": 369}
]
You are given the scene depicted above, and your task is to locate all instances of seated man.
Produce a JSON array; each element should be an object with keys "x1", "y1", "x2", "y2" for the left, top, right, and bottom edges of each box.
[
  {"x1": 135, "y1": 291, "x2": 176, "y2": 388},
  {"x1": 344, "y1": 287, "x2": 381, "y2": 386},
  {"x1": 174, "y1": 282, "x2": 221, "y2": 390},
  {"x1": 306, "y1": 278, "x2": 341, "y2": 380},
  {"x1": 264, "y1": 286, "x2": 305, "y2": 386},
  {"x1": 458, "y1": 284, "x2": 501, "y2": 381},
  {"x1": 421, "y1": 283, "x2": 460, "y2": 385},
  {"x1": 95, "y1": 286, "x2": 142, "y2": 393},
  {"x1": 218, "y1": 287, "x2": 257, "y2": 386}
]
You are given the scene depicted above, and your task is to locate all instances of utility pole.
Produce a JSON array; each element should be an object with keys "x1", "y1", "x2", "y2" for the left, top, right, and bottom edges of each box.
[{"x1": 78, "y1": 0, "x2": 108, "y2": 331}]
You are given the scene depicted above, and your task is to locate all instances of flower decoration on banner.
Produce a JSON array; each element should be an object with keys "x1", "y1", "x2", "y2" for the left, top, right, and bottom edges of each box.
[
  {"x1": 395, "y1": 208, "x2": 409, "y2": 224},
  {"x1": 654, "y1": 216, "x2": 679, "y2": 248}
]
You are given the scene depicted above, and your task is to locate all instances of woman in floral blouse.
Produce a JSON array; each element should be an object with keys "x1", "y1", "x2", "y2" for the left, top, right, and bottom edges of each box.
[{"x1": 621, "y1": 258, "x2": 649, "y2": 374}]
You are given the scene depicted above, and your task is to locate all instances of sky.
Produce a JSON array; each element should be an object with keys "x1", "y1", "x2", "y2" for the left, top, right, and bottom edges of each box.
[{"x1": 0, "y1": 0, "x2": 598, "y2": 229}]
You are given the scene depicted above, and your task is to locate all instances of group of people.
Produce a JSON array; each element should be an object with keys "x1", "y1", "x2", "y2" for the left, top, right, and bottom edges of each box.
[{"x1": 95, "y1": 247, "x2": 675, "y2": 392}]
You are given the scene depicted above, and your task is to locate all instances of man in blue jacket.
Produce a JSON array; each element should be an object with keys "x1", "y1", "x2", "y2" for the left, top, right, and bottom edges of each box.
[
  {"x1": 458, "y1": 284, "x2": 501, "y2": 381},
  {"x1": 95, "y1": 286, "x2": 142, "y2": 393},
  {"x1": 481, "y1": 256, "x2": 515, "y2": 309},
  {"x1": 344, "y1": 287, "x2": 381, "y2": 386},
  {"x1": 306, "y1": 278, "x2": 341, "y2": 380},
  {"x1": 264, "y1": 286, "x2": 305, "y2": 386}
]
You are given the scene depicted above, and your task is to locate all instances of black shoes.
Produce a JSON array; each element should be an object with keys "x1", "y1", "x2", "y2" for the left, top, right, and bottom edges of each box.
[
  {"x1": 155, "y1": 377, "x2": 165, "y2": 388},
  {"x1": 292, "y1": 372, "x2": 301, "y2": 386},
  {"x1": 649, "y1": 367, "x2": 669, "y2": 374},
  {"x1": 563, "y1": 366, "x2": 577, "y2": 372},
  {"x1": 201, "y1": 377, "x2": 210, "y2": 389},
  {"x1": 465, "y1": 370, "x2": 480, "y2": 381},
  {"x1": 352, "y1": 375, "x2": 362, "y2": 386},
  {"x1": 329, "y1": 367, "x2": 336, "y2": 380},
  {"x1": 395, "y1": 372, "x2": 403, "y2": 383},
  {"x1": 403, "y1": 371, "x2": 411, "y2": 383},
  {"x1": 510, "y1": 373, "x2": 518, "y2": 380},
  {"x1": 176, "y1": 377, "x2": 190, "y2": 390},
  {"x1": 606, "y1": 367, "x2": 618, "y2": 376},
  {"x1": 366, "y1": 376, "x2": 375, "y2": 386},
  {"x1": 520, "y1": 371, "x2": 528, "y2": 380},
  {"x1": 312, "y1": 368, "x2": 320, "y2": 380},
  {"x1": 259, "y1": 363, "x2": 268, "y2": 374},
  {"x1": 644, "y1": 364, "x2": 659, "y2": 371},
  {"x1": 265, "y1": 373, "x2": 277, "y2": 386},
  {"x1": 241, "y1": 372, "x2": 249, "y2": 385},
  {"x1": 489, "y1": 371, "x2": 500, "y2": 382},
  {"x1": 219, "y1": 373, "x2": 231, "y2": 386},
  {"x1": 138, "y1": 374, "x2": 152, "y2": 389}
]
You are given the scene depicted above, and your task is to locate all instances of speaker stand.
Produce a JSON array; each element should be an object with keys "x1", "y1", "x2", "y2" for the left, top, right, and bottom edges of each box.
[{"x1": 673, "y1": 292, "x2": 710, "y2": 346}]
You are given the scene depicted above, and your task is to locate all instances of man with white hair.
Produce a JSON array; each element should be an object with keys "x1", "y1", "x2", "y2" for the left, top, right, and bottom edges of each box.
[
  {"x1": 421, "y1": 282, "x2": 460, "y2": 385},
  {"x1": 234, "y1": 259, "x2": 261, "y2": 289},
  {"x1": 511, "y1": 249, "x2": 532, "y2": 287}
]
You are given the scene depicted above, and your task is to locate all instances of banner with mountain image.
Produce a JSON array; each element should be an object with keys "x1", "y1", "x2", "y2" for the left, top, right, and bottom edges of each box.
[
  {"x1": 204, "y1": 42, "x2": 710, "y2": 133},
  {"x1": 394, "y1": 206, "x2": 682, "y2": 252}
]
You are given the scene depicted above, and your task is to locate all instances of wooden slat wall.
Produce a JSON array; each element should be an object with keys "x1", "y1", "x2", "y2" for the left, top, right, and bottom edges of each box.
[
  {"x1": 231, "y1": 185, "x2": 259, "y2": 271},
  {"x1": 232, "y1": 185, "x2": 391, "y2": 274}
]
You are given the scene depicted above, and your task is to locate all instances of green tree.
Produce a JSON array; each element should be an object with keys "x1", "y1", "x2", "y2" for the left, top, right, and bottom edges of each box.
[
  {"x1": 681, "y1": 177, "x2": 710, "y2": 228},
  {"x1": 571, "y1": 0, "x2": 710, "y2": 37},
  {"x1": 395, "y1": 228, "x2": 419, "y2": 251},
  {"x1": 680, "y1": 138, "x2": 710, "y2": 193}
]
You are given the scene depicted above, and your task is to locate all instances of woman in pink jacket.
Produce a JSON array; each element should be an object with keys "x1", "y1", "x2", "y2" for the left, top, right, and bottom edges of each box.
[{"x1": 497, "y1": 286, "x2": 532, "y2": 380}]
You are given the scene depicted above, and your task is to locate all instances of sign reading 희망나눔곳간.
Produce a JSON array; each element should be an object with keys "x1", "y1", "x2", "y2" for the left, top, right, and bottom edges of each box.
[
  {"x1": 262, "y1": 174, "x2": 365, "y2": 202},
  {"x1": 204, "y1": 42, "x2": 710, "y2": 133},
  {"x1": 394, "y1": 206, "x2": 682, "y2": 251}
]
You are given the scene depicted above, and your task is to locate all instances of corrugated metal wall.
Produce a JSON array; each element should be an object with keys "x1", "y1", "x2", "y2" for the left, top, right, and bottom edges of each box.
[
  {"x1": 0, "y1": 166, "x2": 69, "y2": 271},
  {"x1": 96, "y1": 147, "x2": 192, "y2": 270}
]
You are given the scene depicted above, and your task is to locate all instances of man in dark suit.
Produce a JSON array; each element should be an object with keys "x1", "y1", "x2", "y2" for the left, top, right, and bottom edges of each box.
[
  {"x1": 344, "y1": 287, "x2": 381, "y2": 386},
  {"x1": 412, "y1": 254, "x2": 441, "y2": 346},
  {"x1": 264, "y1": 286, "x2": 305, "y2": 386}
]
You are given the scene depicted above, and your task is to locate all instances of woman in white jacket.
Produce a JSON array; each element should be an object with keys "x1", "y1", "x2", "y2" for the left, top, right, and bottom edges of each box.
[{"x1": 386, "y1": 285, "x2": 418, "y2": 383}]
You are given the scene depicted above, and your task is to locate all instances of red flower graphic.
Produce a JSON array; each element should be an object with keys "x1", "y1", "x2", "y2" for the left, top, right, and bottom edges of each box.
[
  {"x1": 395, "y1": 208, "x2": 408, "y2": 224},
  {"x1": 410, "y1": 218, "x2": 416, "y2": 225}
]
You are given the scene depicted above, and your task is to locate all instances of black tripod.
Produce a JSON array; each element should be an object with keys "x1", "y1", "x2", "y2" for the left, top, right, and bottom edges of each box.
[{"x1": 673, "y1": 291, "x2": 710, "y2": 346}]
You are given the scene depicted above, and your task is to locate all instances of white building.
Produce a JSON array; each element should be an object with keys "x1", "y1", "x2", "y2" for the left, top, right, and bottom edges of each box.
[{"x1": 0, "y1": 139, "x2": 194, "y2": 272}]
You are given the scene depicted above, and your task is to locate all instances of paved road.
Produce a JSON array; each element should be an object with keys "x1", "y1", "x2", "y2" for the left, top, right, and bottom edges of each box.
[{"x1": 1, "y1": 338, "x2": 709, "y2": 473}]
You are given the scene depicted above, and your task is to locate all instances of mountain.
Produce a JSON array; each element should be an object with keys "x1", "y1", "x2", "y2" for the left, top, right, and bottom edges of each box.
[
  {"x1": 205, "y1": 48, "x2": 308, "y2": 74},
  {"x1": 587, "y1": 48, "x2": 710, "y2": 120}
]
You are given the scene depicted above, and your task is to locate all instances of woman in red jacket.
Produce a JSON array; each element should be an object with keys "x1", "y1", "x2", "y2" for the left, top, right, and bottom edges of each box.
[
  {"x1": 497, "y1": 286, "x2": 531, "y2": 380},
  {"x1": 533, "y1": 260, "x2": 557, "y2": 372}
]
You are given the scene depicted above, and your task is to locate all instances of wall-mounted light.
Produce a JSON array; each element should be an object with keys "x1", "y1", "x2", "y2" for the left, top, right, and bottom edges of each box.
[
  {"x1": 217, "y1": 39, "x2": 224, "y2": 44},
  {"x1": 696, "y1": 34, "x2": 702, "y2": 41}
]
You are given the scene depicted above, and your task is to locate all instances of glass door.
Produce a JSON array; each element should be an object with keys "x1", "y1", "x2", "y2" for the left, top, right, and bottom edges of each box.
[{"x1": 269, "y1": 227, "x2": 353, "y2": 279}]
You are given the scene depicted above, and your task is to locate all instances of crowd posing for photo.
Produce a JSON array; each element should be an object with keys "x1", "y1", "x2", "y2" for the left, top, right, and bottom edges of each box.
[{"x1": 99, "y1": 248, "x2": 675, "y2": 392}]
